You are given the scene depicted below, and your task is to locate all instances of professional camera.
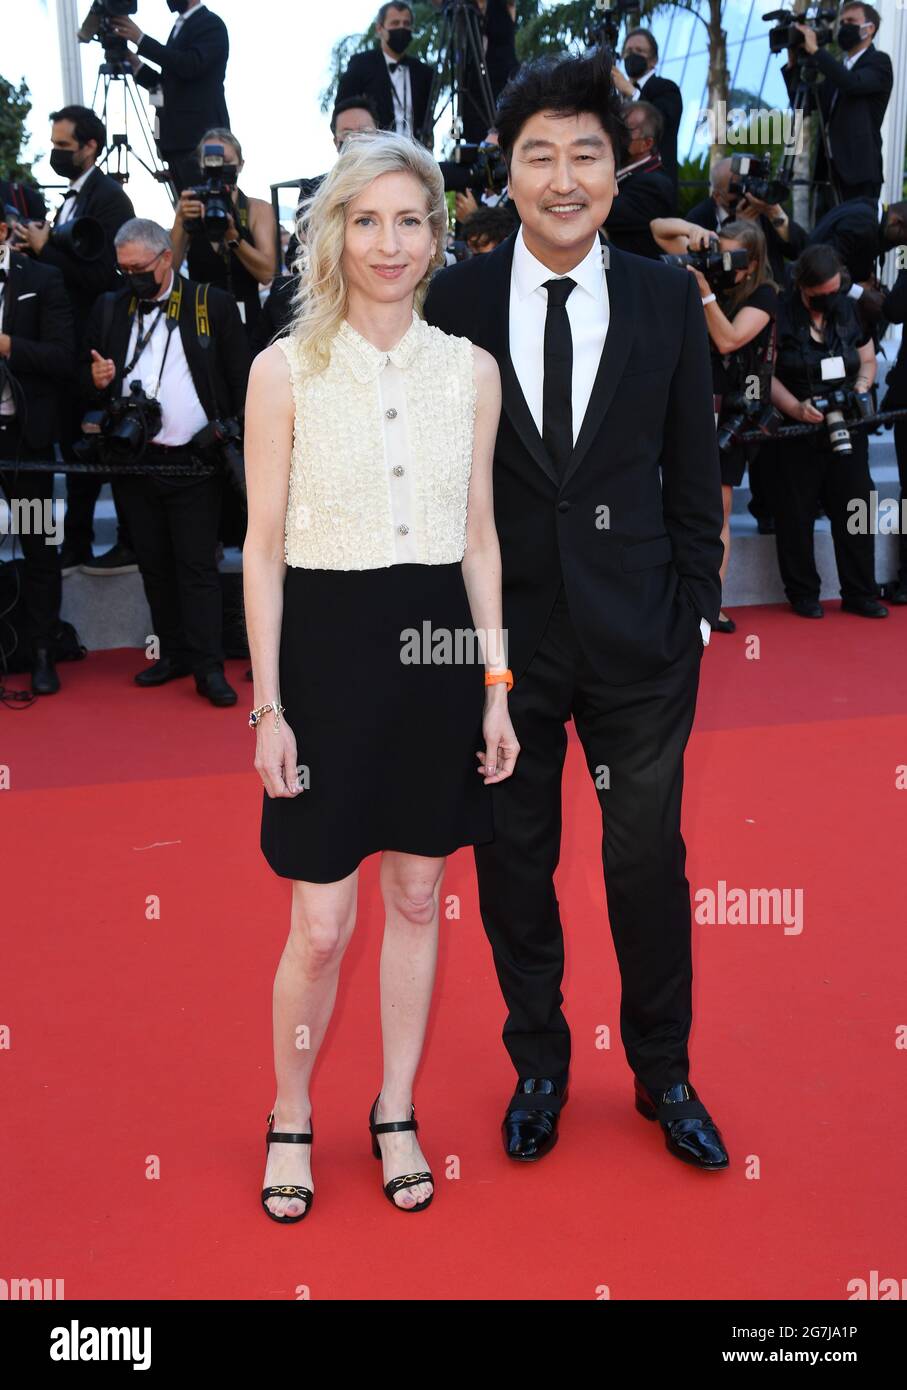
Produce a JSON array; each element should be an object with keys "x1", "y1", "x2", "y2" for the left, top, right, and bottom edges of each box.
[
  {"x1": 456, "y1": 140, "x2": 509, "y2": 195},
  {"x1": 5, "y1": 203, "x2": 106, "y2": 261},
  {"x1": 80, "y1": 1, "x2": 139, "y2": 64},
  {"x1": 763, "y1": 7, "x2": 836, "y2": 56},
  {"x1": 660, "y1": 243, "x2": 750, "y2": 291},
  {"x1": 183, "y1": 145, "x2": 239, "y2": 239},
  {"x1": 75, "y1": 379, "x2": 163, "y2": 464},
  {"x1": 809, "y1": 384, "x2": 872, "y2": 455},
  {"x1": 729, "y1": 154, "x2": 791, "y2": 208},
  {"x1": 189, "y1": 417, "x2": 246, "y2": 497},
  {"x1": 586, "y1": 0, "x2": 640, "y2": 51},
  {"x1": 716, "y1": 394, "x2": 784, "y2": 452}
]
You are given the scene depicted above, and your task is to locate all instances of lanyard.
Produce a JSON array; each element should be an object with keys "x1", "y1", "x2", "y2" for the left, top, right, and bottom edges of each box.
[{"x1": 123, "y1": 280, "x2": 183, "y2": 392}]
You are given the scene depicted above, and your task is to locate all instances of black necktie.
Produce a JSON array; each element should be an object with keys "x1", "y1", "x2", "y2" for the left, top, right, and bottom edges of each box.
[{"x1": 542, "y1": 277, "x2": 576, "y2": 478}]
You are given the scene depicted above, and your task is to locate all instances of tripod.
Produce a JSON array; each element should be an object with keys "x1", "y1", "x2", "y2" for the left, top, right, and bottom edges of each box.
[
  {"x1": 419, "y1": 0, "x2": 498, "y2": 152},
  {"x1": 90, "y1": 61, "x2": 176, "y2": 208},
  {"x1": 782, "y1": 56, "x2": 837, "y2": 221}
]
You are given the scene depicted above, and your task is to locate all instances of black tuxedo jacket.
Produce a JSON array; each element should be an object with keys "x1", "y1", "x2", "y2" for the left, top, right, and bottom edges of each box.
[
  {"x1": 135, "y1": 5, "x2": 230, "y2": 154},
  {"x1": 336, "y1": 48, "x2": 433, "y2": 143},
  {"x1": 37, "y1": 166, "x2": 135, "y2": 332},
  {"x1": 807, "y1": 197, "x2": 884, "y2": 284},
  {"x1": 80, "y1": 276, "x2": 250, "y2": 425},
  {"x1": 605, "y1": 158, "x2": 676, "y2": 257},
  {"x1": 1, "y1": 252, "x2": 75, "y2": 449},
  {"x1": 423, "y1": 231, "x2": 723, "y2": 686},
  {"x1": 637, "y1": 75, "x2": 682, "y2": 186},
  {"x1": 880, "y1": 268, "x2": 907, "y2": 409},
  {"x1": 784, "y1": 45, "x2": 892, "y2": 188}
]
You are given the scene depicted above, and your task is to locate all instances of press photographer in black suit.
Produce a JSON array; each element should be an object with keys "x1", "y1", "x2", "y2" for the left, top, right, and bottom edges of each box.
[
  {"x1": 11, "y1": 105, "x2": 135, "y2": 576},
  {"x1": 612, "y1": 27, "x2": 682, "y2": 190},
  {"x1": 112, "y1": 1, "x2": 231, "y2": 195},
  {"x1": 784, "y1": 3, "x2": 893, "y2": 205},
  {"x1": 678, "y1": 157, "x2": 806, "y2": 286},
  {"x1": 336, "y1": 3, "x2": 433, "y2": 145},
  {"x1": 0, "y1": 217, "x2": 74, "y2": 695},
  {"x1": 878, "y1": 268, "x2": 907, "y2": 605},
  {"x1": 425, "y1": 49, "x2": 728, "y2": 1170},
  {"x1": 83, "y1": 219, "x2": 250, "y2": 705},
  {"x1": 604, "y1": 100, "x2": 675, "y2": 258}
]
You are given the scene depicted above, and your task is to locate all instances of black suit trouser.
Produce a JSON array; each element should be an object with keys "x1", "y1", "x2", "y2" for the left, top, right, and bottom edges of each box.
[
  {"x1": 895, "y1": 419, "x2": 907, "y2": 587},
  {"x1": 474, "y1": 585, "x2": 704, "y2": 1095},
  {"x1": 0, "y1": 424, "x2": 62, "y2": 645},
  {"x1": 771, "y1": 433, "x2": 877, "y2": 602},
  {"x1": 112, "y1": 462, "x2": 224, "y2": 676},
  {"x1": 62, "y1": 394, "x2": 133, "y2": 555}
]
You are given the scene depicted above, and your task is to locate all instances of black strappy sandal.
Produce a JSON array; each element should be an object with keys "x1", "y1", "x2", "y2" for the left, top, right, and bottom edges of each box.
[
  {"x1": 368, "y1": 1095, "x2": 434, "y2": 1212},
  {"x1": 261, "y1": 1110, "x2": 314, "y2": 1223}
]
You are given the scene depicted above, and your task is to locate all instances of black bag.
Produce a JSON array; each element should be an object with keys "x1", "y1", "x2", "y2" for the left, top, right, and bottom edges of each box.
[{"x1": 0, "y1": 558, "x2": 87, "y2": 672}]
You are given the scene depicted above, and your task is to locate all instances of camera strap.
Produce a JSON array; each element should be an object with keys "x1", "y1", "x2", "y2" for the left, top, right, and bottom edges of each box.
[
  {"x1": 192, "y1": 283, "x2": 218, "y2": 423},
  {"x1": 123, "y1": 278, "x2": 183, "y2": 389}
]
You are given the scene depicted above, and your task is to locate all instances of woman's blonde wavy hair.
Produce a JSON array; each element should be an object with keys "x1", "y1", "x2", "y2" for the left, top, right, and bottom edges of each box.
[{"x1": 288, "y1": 131, "x2": 448, "y2": 376}]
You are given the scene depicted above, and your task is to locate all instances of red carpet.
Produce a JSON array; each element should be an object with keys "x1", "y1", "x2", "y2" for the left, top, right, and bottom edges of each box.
[{"x1": 2, "y1": 602, "x2": 905, "y2": 1300}]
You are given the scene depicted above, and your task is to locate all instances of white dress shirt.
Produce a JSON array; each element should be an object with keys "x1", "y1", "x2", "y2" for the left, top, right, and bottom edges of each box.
[
  {"x1": 56, "y1": 166, "x2": 93, "y2": 226},
  {"x1": 121, "y1": 271, "x2": 208, "y2": 446},
  {"x1": 384, "y1": 50, "x2": 413, "y2": 136},
  {"x1": 508, "y1": 225, "x2": 711, "y2": 645}
]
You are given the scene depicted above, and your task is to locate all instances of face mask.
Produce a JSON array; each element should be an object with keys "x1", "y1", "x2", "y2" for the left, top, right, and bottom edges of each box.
[
  {"x1": 623, "y1": 51, "x2": 648, "y2": 80},
  {"x1": 806, "y1": 291, "x2": 838, "y2": 313},
  {"x1": 386, "y1": 27, "x2": 413, "y2": 55},
  {"x1": 49, "y1": 148, "x2": 82, "y2": 181},
  {"x1": 127, "y1": 270, "x2": 161, "y2": 301},
  {"x1": 837, "y1": 22, "x2": 863, "y2": 51},
  {"x1": 167, "y1": 0, "x2": 190, "y2": 13}
]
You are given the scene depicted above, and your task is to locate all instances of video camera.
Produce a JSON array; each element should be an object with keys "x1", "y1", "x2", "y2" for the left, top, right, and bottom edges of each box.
[
  {"x1": 660, "y1": 242, "x2": 751, "y2": 292},
  {"x1": 763, "y1": 6, "x2": 836, "y2": 56},
  {"x1": 717, "y1": 394, "x2": 784, "y2": 452},
  {"x1": 729, "y1": 154, "x2": 791, "y2": 208},
  {"x1": 586, "y1": 0, "x2": 640, "y2": 51},
  {"x1": 5, "y1": 203, "x2": 105, "y2": 262},
  {"x1": 453, "y1": 140, "x2": 509, "y2": 195},
  {"x1": 79, "y1": 1, "x2": 139, "y2": 65},
  {"x1": 76, "y1": 379, "x2": 163, "y2": 465},
  {"x1": 183, "y1": 145, "x2": 239, "y2": 239}
]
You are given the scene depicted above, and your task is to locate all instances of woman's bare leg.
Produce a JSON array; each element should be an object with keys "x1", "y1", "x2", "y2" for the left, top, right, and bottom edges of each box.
[
  {"x1": 374, "y1": 851, "x2": 445, "y2": 1208},
  {"x1": 719, "y1": 483, "x2": 733, "y2": 620},
  {"x1": 263, "y1": 871, "x2": 358, "y2": 1218}
]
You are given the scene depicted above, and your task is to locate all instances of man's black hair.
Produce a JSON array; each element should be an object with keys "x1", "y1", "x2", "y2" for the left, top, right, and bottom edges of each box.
[
  {"x1": 494, "y1": 47, "x2": 625, "y2": 169},
  {"x1": 377, "y1": 1, "x2": 413, "y2": 25},
  {"x1": 627, "y1": 28, "x2": 658, "y2": 61},
  {"x1": 49, "y1": 104, "x2": 107, "y2": 156},
  {"x1": 330, "y1": 94, "x2": 381, "y2": 134},
  {"x1": 793, "y1": 243, "x2": 843, "y2": 289},
  {"x1": 463, "y1": 202, "x2": 519, "y2": 249}
]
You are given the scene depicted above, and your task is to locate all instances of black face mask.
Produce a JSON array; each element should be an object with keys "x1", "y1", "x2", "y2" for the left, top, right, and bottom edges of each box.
[
  {"x1": 837, "y1": 22, "x2": 863, "y2": 51},
  {"x1": 49, "y1": 148, "x2": 82, "y2": 181},
  {"x1": 623, "y1": 51, "x2": 648, "y2": 80},
  {"x1": 126, "y1": 270, "x2": 161, "y2": 301},
  {"x1": 386, "y1": 27, "x2": 413, "y2": 55},
  {"x1": 167, "y1": 0, "x2": 190, "y2": 13},
  {"x1": 806, "y1": 291, "x2": 838, "y2": 314}
]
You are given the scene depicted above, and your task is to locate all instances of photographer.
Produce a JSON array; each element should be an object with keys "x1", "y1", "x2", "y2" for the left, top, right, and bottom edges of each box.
[
  {"x1": 603, "y1": 101, "x2": 675, "y2": 258},
  {"x1": 676, "y1": 157, "x2": 806, "y2": 285},
  {"x1": 770, "y1": 243, "x2": 885, "y2": 618},
  {"x1": 0, "y1": 215, "x2": 75, "y2": 695},
  {"x1": 684, "y1": 221, "x2": 779, "y2": 634},
  {"x1": 111, "y1": 1, "x2": 231, "y2": 195},
  {"x1": 11, "y1": 105, "x2": 136, "y2": 576},
  {"x1": 170, "y1": 129, "x2": 277, "y2": 342},
  {"x1": 611, "y1": 27, "x2": 682, "y2": 190},
  {"x1": 336, "y1": 3, "x2": 434, "y2": 145},
  {"x1": 784, "y1": 4, "x2": 893, "y2": 205},
  {"x1": 83, "y1": 218, "x2": 250, "y2": 704},
  {"x1": 439, "y1": 127, "x2": 513, "y2": 234},
  {"x1": 807, "y1": 197, "x2": 907, "y2": 335},
  {"x1": 878, "y1": 267, "x2": 907, "y2": 604}
]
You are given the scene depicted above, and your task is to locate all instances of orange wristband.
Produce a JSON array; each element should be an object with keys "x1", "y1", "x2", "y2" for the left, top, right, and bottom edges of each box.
[{"x1": 485, "y1": 669, "x2": 513, "y2": 691}]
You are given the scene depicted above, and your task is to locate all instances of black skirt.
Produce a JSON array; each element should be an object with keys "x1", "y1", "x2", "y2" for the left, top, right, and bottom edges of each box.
[{"x1": 260, "y1": 562, "x2": 494, "y2": 882}]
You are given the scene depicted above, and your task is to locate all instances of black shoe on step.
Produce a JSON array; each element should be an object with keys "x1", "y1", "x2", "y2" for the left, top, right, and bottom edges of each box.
[
  {"x1": 840, "y1": 597, "x2": 888, "y2": 618},
  {"x1": 715, "y1": 612, "x2": 736, "y2": 634},
  {"x1": 134, "y1": 657, "x2": 191, "y2": 687},
  {"x1": 59, "y1": 544, "x2": 92, "y2": 577},
  {"x1": 790, "y1": 598, "x2": 823, "y2": 619},
  {"x1": 195, "y1": 668, "x2": 238, "y2": 706},
  {"x1": 31, "y1": 645, "x2": 61, "y2": 695},
  {"x1": 634, "y1": 1078, "x2": 728, "y2": 1169},
  {"x1": 80, "y1": 543, "x2": 139, "y2": 576},
  {"x1": 502, "y1": 1078, "x2": 567, "y2": 1162}
]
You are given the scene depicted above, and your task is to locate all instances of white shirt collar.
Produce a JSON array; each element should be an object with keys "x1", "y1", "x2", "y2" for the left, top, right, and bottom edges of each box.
[{"x1": 512, "y1": 223, "x2": 605, "y2": 303}]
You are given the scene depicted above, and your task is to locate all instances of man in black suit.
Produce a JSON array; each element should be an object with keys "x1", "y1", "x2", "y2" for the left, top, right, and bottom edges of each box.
[
  {"x1": 112, "y1": 1, "x2": 230, "y2": 195},
  {"x1": 336, "y1": 3, "x2": 434, "y2": 147},
  {"x1": 612, "y1": 27, "x2": 682, "y2": 190},
  {"x1": 879, "y1": 268, "x2": 907, "y2": 604},
  {"x1": 808, "y1": 196, "x2": 907, "y2": 286},
  {"x1": 424, "y1": 50, "x2": 729, "y2": 1170},
  {"x1": 11, "y1": 105, "x2": 135, "y2": 576},
  {"x1": 84, "y1": 218, "x2": 250, "y2": 706},
  {"x1": 685, "y1": 157, "x2": 806, "y2": 286},
  {"x1": 0, "y1": 216, "x2": 74, "y2": 694},
  {"x1": 604, "y1": 101, "x2": 675, "y2": 257},
  {"x1": 785, "y1": 3, "x2": 893, "y2": 206}
]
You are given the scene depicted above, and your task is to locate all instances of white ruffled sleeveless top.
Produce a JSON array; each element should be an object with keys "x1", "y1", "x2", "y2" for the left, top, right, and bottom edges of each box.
[{"x1": 275, "y1": 310, "x2": 477, "y2": 570}]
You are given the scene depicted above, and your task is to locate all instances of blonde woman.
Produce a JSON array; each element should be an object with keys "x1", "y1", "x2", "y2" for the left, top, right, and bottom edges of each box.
[{"x1": 243, "y1": 131, "x2": 518, "y2": 1223}]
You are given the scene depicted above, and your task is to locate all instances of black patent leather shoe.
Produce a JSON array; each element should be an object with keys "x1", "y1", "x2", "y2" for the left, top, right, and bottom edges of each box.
[
  {"x1": 195, "y1": 668, "x2": 238, "y2": 706},
  {"x1": 635, "y1": 1078, "x2": 728, "y2": 1169},
  {"x1": 134, "y1": 657, "x2": 191, "y2": 687},
  {"x1": 790, "y1": 598, "x2": 823, "y2": 619},
  {"x1": 502, "y1": 1078, "x2": 567, "y2": 1162},
  {"x1": 840, "y1": 597, "x2": 888, "y2": 618},
  {"x1": 31, "y1": 645, "x2": 61, "y2": 695}
]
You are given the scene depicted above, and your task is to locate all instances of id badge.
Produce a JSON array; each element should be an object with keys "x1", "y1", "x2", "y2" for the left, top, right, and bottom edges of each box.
[{"x1": 820, "y1": 355, "x2": 845, "y2": 381}]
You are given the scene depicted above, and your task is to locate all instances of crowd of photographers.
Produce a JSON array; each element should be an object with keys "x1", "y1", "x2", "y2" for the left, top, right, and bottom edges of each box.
[{"x1": 1, "y1": 0, "x2": 907, "y2": 697}]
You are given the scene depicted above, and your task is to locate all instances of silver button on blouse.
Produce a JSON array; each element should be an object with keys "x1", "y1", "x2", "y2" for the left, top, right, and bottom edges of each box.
[
  {"x1": 385, "y1": 407, "x2": 398, "y2": 419},
  {"x1": 392, "y1": 465, "x2": 405, "y2": 476},
  {"x1": 397, "y1": 523, "x2": 409, "y2": 535}
]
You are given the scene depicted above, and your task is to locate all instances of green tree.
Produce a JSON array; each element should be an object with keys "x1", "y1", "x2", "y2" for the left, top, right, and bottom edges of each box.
[{"x1": 0, "y1": 74, "x2": 35, "y2": 180}]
